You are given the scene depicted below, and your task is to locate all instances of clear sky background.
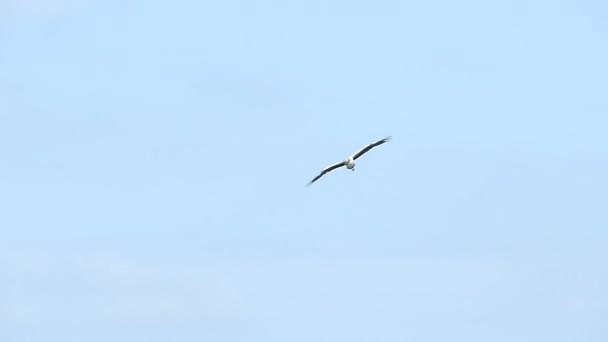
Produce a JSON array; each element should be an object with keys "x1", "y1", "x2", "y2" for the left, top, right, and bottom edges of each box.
[{"x1": 1, "y1": 0, "x2": 607, "y2": 341}]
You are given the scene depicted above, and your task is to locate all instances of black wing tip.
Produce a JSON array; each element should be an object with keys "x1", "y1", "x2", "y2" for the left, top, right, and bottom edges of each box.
[
  {"x1": 306, "y1": 180, "x2": 318, "y2": 187},
  {"x1": 306, "y1": 176, "x2": 321, "y2": 186},
  {"x1": 374, "y1": 136, "x2": 391, "y2": 145}
]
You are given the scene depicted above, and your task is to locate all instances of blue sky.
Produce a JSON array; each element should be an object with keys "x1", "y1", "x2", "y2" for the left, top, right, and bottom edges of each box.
[{"x1": 1, "y1": 0, "x2": 607, "y2": 341}]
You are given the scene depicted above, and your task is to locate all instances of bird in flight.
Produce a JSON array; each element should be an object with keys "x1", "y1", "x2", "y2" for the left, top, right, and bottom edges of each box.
[{"x1": 307, "y1": 136, "x2": 391, "y2": 186}]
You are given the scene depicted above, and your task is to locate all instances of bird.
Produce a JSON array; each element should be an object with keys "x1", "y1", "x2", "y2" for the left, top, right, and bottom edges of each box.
[{"x1": 307, "y1": 136, "x2": 391, "y2": 186}]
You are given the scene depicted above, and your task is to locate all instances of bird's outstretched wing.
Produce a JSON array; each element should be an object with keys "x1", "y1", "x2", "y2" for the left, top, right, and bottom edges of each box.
[
  {"x1": 307, "y1": 161, "x2": 347, "y2": 186},
  {"x1": 351, "y1": 136, "x2": 392, "y2": 160}
]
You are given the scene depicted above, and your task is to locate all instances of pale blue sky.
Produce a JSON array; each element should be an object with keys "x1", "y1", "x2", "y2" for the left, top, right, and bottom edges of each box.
[{"x1": 1, "y1": 0, "x2": 607, "y2": 341}]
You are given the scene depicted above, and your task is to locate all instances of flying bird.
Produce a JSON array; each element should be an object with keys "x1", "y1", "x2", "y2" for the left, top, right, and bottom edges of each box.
[{"x1": 307, "y1": 136, "x2": 391, "y2": 186}]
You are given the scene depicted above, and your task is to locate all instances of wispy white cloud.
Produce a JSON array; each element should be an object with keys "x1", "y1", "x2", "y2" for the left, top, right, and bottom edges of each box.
[
  {"x1": 1, "y1": 250, "x2": 244, "y2": 328},
  {"x1": 1, "y1": 249, "x2": 606, "y2": 341}
]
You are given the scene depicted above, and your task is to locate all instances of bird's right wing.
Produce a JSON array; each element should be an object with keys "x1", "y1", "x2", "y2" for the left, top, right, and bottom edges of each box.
[
  {"x1": 306, "y1": 161, "x2": 346, "y2": 186},
  {"x1": 351, "y1": 136, "x2": 392, "y2": 160}
]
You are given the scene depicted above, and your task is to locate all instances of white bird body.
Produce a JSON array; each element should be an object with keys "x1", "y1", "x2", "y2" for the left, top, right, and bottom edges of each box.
[
  {"x1": 345, "y1": 157, "x2": 355, "y2": 170},
  {"x1": 307, "y1": 136, "x2": 391, "y2": 186}
]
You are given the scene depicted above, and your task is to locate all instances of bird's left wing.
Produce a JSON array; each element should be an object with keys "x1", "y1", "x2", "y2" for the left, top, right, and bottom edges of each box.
[
  {"x1": 306, "y1": 161, "x2": 346, "y2": 186},
  {"x1": 352, "y1": 136, "x2": 391, "y2": 160}
]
